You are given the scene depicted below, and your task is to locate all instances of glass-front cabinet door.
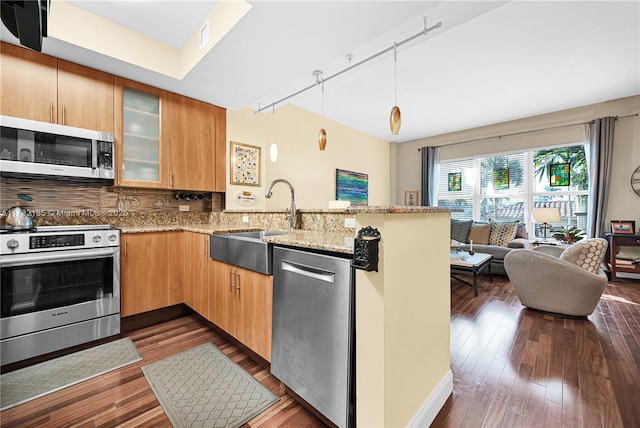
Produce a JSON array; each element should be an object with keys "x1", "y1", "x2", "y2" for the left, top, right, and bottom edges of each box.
[
  {"x1": 114, "y1": 77, "x2": 166, "y2": 188},
  {"x1": 122, "y1": 87, "x2": 160, "y2": 181}
]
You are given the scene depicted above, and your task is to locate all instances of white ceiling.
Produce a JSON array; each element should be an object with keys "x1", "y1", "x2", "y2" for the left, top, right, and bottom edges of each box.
[{"x1": 2, "y1": 1, "x2": 639, "y2": 143}]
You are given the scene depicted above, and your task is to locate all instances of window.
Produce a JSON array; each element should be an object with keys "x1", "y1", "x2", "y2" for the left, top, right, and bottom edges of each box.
[{"x1": 437, "y1": 144, "x2": 589, "y2": 239}]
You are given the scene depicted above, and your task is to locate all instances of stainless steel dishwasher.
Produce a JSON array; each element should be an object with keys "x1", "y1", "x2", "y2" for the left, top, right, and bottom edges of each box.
[{"x1": 272, "y1": 247, "x2": 355, "y2": 428}]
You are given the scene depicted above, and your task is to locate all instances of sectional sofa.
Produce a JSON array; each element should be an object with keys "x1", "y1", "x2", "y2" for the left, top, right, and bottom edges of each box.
[{"x1": 451, "y1": 219, "x2": 529, "y2": 275}]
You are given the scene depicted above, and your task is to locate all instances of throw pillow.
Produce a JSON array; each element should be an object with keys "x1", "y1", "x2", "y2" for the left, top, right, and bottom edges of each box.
[
  {"x1": 468, "y1": 223, "x2": 491, "y2": 245},
  {"x1": 451, "y1": 219, "x2": 473, "y2": 243},
  {"x1": 515, "y1": 223, "x2": 528, "y2": 239},
  {"x1": 559, "y1": 239, "x2": 608, "y2": 274},
  {"x1": 489, "y1": 221, "x2": 519, "y2": 246}
]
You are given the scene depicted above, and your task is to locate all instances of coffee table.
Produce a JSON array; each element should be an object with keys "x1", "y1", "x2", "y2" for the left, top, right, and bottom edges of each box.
[{"x1": 450, "y1": 252, "x2": 493, "y2": 296}]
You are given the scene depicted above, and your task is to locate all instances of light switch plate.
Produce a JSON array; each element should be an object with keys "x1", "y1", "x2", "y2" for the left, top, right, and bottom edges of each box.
[
  {"x1": 179, "y1": 205, "x2": 189, "y2": 212},
  {"x1": 344, "y1": 218, "x2": 356, "y2": 228},
  {"x1": 242, "y1": 215, "x2": 250, "y2": 223}
]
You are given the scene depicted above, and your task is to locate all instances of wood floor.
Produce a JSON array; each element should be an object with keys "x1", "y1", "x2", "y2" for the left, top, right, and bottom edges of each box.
[
  {"x1": 0, "y1": 315, "x2": 327, "y2": 428},
  {"x1": 1, "y1": 275, "x2": 638, "y2": 427},
  {"x1": 433, "y1": 274, "x2": 640, "y2": 428}
]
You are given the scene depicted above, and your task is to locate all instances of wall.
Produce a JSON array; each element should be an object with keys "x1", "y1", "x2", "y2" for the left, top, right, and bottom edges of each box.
[
  {"x1": 226, "y1": 104, "x2": 391, "y2": 210},
  {"x1": 393, "y1": 96, "x2": 640, "y2": 231},
  {"x1": 355, "y1": 211, "x2": 451, "y2": 427}
]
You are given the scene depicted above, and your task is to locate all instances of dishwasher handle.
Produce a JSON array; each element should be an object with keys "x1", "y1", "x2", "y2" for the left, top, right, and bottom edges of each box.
[{"x1": 281, "y1": 260, "x2": 335, "y2": 283}]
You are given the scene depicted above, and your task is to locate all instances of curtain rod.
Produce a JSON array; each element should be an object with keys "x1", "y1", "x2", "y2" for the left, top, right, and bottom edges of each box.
[
  {"x1": 418, "y1": 113, "x2": 638, "y2": 150},
  {"x1": 256, "y1": 18, "x2": 442, "y2": 114}
]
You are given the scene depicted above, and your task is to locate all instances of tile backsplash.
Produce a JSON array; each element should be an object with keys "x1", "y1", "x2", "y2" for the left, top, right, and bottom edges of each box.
[{"x1": 1, "y1": 177, "x2": 223, "y2": 224}]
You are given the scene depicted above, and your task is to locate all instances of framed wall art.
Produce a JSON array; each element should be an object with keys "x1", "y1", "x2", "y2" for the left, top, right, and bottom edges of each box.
[
  {"x1": 550, "y1": 163, "x2": 570, "y2": 187},
  {"x1": 404, "y1": 190, "x2": 419, "y2": 206},
  {"x1": 336, "y1": 169, "x2": 368, "y2": 206},
  {"x1": 611, "y1": 220, "x2": 635, "y2": 235},
  {"x1": 230, "y1": 142, "x2": 260, "y2": 186}
]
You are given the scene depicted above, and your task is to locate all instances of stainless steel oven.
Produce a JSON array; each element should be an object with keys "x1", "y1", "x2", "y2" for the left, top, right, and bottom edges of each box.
[{"x1": 0, "y1": 225, "x2": 120, "y2": 365}]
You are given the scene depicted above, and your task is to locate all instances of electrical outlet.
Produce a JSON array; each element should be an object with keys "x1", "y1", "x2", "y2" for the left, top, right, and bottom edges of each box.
[
  {"x1": 179, "y1": 205, "x2": 189, "y2": 212},
  {"x1": 242, "y1": 215, "x2": 249, "y2": 223},
  {"x1": 344, "y1": 218, "x2": 356, "y2": 228}
]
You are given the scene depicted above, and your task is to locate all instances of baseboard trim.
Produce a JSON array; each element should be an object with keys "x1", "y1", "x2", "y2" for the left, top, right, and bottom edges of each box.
[{"x1": 408, "y1": 369, "x2": 453, "y2": 427}]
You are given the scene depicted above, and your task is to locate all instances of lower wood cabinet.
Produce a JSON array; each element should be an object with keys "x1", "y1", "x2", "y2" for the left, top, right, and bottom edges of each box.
[
  {"x1": 177, "y1": 232, "x2": 210, "y2": 316},
  {"x1": 121, "y1": 231, "x2": 272, "y2": 361},
  {"x1": 120, "y1": 232, "x2": 181, "y2": 317},
  {"x1": 209, "y1": 259, "x2": 273, "y2": 361}
]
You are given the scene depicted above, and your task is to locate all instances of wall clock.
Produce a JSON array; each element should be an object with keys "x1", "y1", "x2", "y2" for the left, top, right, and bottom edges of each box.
[{"x1": 632, "y1": 165, "x2": 640, "y2": 197}]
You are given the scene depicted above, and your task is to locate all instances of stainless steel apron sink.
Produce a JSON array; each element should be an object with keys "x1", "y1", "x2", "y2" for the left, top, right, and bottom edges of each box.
[{"x1": 209, "y1": 230, "x2": 290, "y2": 275}]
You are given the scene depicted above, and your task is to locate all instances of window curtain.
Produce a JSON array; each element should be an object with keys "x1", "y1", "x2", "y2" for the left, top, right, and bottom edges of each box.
[
  {"x1": 420, "y1": 146, "x2": 440, "y2": 206},
  {"x1": 584, "y1": 117, "x2": 616, "y2": 238}
]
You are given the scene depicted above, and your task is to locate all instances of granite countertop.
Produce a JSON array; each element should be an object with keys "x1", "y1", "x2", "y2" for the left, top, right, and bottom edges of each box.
[
  {"x1": 345, "y1": 205, "x2": 450, "y2": 214},
  {"x1": 263, "y1": 230, "x2": 355, "y2": 254},
  {"x1": 119, "y1": 224, "x2": 355, "y2": 254},
  {"x1": 117, "y1": 224, "x2": 264, "y2": 235}
]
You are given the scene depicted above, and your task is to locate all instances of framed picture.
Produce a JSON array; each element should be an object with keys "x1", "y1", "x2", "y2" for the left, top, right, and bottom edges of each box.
[
  {"x1": 448, "y1": 172, "x2": 462, "y2": 191},
  {"x1": 336, "y1": 169, "x2": 368, "y2": 206},
  {"x1": 493, "y1": 168, "x2": 509, "y2": 190},
  {"x1": 550, "y1": 163, "x2": 570, "y2": 187},
  {"x1": 404, "y1": 190, "x2": 419, "y2": 206},
  {"x1": 611, "y1": 220, "x2": 636, "y2": 235},
  {"x1": 230, "y1": 142, "x2": 260, "y2": 186}
]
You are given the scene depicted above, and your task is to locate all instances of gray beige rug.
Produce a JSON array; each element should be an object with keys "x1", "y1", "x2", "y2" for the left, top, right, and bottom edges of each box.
[
  {"x1": 142, "y1": 343, "x2": 279, "y2": 428},
  {"x1": 1, "y1": 337, "x2": 142, "y2": 411}
]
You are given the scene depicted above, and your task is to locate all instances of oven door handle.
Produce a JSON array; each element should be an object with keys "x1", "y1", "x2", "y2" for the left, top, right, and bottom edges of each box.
[{"x1": 0, "y1": 248, "x2": 118, "y2": 267}]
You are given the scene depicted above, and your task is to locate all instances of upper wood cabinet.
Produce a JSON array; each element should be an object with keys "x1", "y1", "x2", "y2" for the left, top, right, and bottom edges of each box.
[
  {"x1": 164, "y1": 92, "x2": 226, "y2": 192},
  {"x1": 114, "y1": 77, "x2": 167, "y2": 188},
  {"x1": 56, "y1": 60, "x2": 114, "y2": 133},
  {"x1": 114, "y1": 78, "x2": 226, "y2": 192},
  {"x1": 0, "y1": 42, "x2": 114, "y2": 133}
]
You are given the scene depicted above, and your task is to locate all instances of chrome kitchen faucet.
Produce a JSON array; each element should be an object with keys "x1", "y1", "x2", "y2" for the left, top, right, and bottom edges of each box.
[{"x1": 265, "y1": 179, "x2": 298, "y2": 229}]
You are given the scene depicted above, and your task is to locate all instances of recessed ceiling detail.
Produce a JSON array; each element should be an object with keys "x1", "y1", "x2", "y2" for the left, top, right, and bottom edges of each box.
[{"x1": 49, "y1": 0, "x2": 251, "y2": 80}]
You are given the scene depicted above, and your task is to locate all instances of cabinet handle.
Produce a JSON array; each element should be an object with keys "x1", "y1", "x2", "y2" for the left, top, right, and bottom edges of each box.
[
  {"x1": 124, "y1": 235, "x2": 127, "y2": 257},
  {"x1": 50, "y1": 102, "x2": 53, "y2": 123},
  {"x1": 170, "y1": 172, "x2": 173, "y2": 187},
  {"x1": 62, "y1": 104, "x2": 65, "y2": 125},
  {"x1": 229, "y1": 269, "x2": 234, "y2": 292},
  {"x1": 203, "y1": 237, "x2": 208, "y2": 256},
  {"x1": 235, "y1": 272, "x2": 240, "y2": 296}
]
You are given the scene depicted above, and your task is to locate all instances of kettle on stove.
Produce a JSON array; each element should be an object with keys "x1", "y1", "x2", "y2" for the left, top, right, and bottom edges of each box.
[{"x1": 3, "y1": 194, "x2": 35, "y2": 230}]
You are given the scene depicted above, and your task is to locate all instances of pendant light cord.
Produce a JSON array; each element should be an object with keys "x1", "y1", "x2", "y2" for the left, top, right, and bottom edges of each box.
[
  {"x1": 321, "y1": 78, "x2": 325, "y2": 127},
  {"x1": 394, "y1": 42, "x2": 398, "y2": 106}
]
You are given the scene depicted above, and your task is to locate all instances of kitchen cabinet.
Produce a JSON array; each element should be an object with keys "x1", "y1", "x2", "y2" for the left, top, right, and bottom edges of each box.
[
  {"x1": 114, "y1": 79, "x2": 226, "y2": 191},
  {"x1": 114, "y1": 77, "x2": 167, "y2": 188},
  {"x1": 164, "y1": 92, "x2": 226, "y2": 192},
  {"x1": 209, "y1": 259, "x2": 273, "y2": 361},
  {"x1": 177, "y1": 232, "x2": 210, "y2": 316},
  {"x1": 1, "y1": 42, "x2": 114, "y2": 133},
  {"x1": 120, "y1": 232, "x2": 180, "y2": 316}
]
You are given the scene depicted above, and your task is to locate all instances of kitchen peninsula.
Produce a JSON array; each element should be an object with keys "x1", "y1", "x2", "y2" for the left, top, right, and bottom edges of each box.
[{"x1": 116, "y1": 205, "x2": 452, "y2": 427}]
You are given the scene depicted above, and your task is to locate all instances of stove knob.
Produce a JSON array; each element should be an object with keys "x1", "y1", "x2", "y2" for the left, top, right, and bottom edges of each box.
[
  {"x1": 108, "y1": 234, "x2": 118, "y2": 242},
  {"x1": 7, "y1": 239, "x2": 19, "y2": 250},
  {"x1": 93, "y1": 235, "x2": 102, "y2": 243}
]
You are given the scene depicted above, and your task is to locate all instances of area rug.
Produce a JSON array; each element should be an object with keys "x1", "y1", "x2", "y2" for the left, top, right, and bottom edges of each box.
[
  {"x1": 1, "y1": 337, "x2": 142, "y2": 411},
  {"x1": 142, "y1": 343, "x2": 279, "y2": 428}
]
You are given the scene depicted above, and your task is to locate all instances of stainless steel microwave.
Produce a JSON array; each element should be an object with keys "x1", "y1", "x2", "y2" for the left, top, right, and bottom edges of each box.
[{"x1": 0, "y1": 115, "x2": 115, "y2": 180}]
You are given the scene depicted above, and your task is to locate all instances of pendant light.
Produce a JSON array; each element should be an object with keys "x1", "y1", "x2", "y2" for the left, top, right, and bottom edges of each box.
[
  {"x1": 269, "y1": 103, "x2": 278, "y2": 163},
  {"x1": 314, "y1": 70, "x2": 327, "y2": 151},
  {"x1": 390, "y1": 42, "x2": 401, "y2": 135}
]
